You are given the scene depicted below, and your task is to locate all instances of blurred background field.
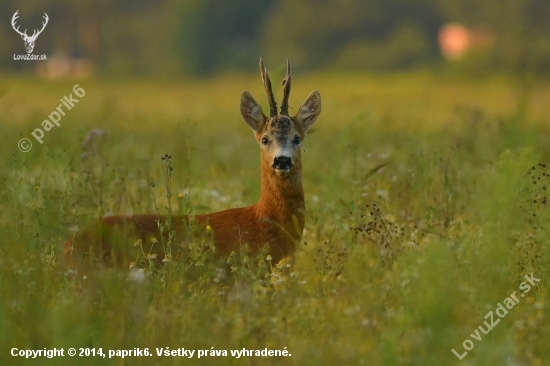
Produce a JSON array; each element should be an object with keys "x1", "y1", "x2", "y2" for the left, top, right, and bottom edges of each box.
[
  {"x1": 1, "y1": 1, "x2": 550, "y2": 365},
  {"x1": 3, "y1": 0, "x2": 550, "y2": 78}
]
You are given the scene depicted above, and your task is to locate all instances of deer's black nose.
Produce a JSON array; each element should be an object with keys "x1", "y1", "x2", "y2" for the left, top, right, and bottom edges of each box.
[{"x1": 272, "y1": 156, "x2": 293, "y2": 170}]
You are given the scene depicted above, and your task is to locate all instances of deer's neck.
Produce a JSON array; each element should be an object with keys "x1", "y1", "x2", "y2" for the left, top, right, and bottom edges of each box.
[{"x1": 254, "y1": 158, "x2": 305, "y2": 240}]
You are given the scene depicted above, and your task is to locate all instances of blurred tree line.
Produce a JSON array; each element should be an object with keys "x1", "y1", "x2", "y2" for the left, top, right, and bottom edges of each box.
[{"x1": 1, "y1": 0, "x2": 550, "y2": 76}]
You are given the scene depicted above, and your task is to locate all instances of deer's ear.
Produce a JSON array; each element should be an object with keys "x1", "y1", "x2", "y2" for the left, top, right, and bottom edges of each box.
[
  {"x1": 240, "y1": 91, "x2": 266, "y2": 132},
  {"x1": 296, "y1": 91, "x2": 321, "y2": 133}
]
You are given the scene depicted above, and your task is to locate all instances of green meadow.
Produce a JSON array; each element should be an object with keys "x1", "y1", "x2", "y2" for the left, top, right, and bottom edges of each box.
[{"x1": 1, "y1": 72, "x2": 549, "y2": 365}]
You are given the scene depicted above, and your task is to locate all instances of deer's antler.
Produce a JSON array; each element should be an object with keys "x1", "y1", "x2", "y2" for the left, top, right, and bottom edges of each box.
[
  {"x1": 280, "y1": 59, "x2": 292, "y2": 115},
  {"x1": 11, "y1": 11, "x2": 28, "y2": 37},
  {"x1": 11, "y1": 11, "x2": 48, "y2": 40},
  {"x1": 260, "y1": 56, "x2": 278, "y2": 117},
  {"x1": 30, "y1": 13, "x2": 49, "y2": 39}
]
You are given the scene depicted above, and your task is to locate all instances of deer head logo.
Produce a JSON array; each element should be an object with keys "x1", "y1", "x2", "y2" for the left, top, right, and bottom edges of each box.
[{"x1": 11, "y1": 11, "x2": 49, "y2": 54}]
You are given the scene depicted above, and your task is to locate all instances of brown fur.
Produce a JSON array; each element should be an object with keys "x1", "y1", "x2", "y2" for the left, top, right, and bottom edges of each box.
[{"x1": 64, "y1": 59, "x2": 321, "y2": 272}]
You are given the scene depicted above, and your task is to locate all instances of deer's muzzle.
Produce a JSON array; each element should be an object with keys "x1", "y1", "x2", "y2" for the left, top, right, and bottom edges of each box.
[{"x1": 272, "y1": 156, "x2": 293, "y2": 171}]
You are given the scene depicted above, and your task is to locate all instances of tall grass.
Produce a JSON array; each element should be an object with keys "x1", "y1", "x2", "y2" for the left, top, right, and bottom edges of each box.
[{"x1": 0, "y1": 73, "x2": 549, "y2": 365}]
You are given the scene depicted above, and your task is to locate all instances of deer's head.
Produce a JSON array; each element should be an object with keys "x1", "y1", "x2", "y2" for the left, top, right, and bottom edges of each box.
[
  {"x1": 240, "y1": 58, "x2": 321, "y2": 177},
  {"x1": 11, "y1": 11, "x2": 49, "y2": 54}
]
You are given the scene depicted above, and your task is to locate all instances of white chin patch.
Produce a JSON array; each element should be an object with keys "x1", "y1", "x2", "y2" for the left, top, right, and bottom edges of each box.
[{"x1": 274, "y1": 168, "x2": 291, "y2": 175}]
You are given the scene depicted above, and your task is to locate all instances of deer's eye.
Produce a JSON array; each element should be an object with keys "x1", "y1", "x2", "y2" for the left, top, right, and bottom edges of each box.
[
  {"x1": 293, "y1": 136, "x2": 301, "y2": 145},
  {"x1": 261, "y1": 137, "x2": 270, "y2": 145}
]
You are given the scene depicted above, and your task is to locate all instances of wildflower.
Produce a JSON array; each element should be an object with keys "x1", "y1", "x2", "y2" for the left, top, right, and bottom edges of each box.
[
  {"x1": 129, "y1": 262, "x2": 135, "y2": 269},
  {"x1": 266, "y1": 255, "x2": 273, "y2": 261},
  {"x1": 151, "y1": 237, "x2": 158, "y2": 244},
  {"x1": 206, "y1": 225, "x2": 212, "y2": 231},
  {"x1": 177, "y1": 193, "x2": 183, "y2": 199},
  {"x1": 134, "y1": 239, "x2": 143, "y2": 247},
  {"x1": 146, "y1": 253, "x2": 158, "y2": 260}
]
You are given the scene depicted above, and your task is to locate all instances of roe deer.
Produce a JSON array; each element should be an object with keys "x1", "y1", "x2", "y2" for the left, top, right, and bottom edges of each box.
[{"x1": 65, "y1": 57, "x2": 321, "y2": 271}]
